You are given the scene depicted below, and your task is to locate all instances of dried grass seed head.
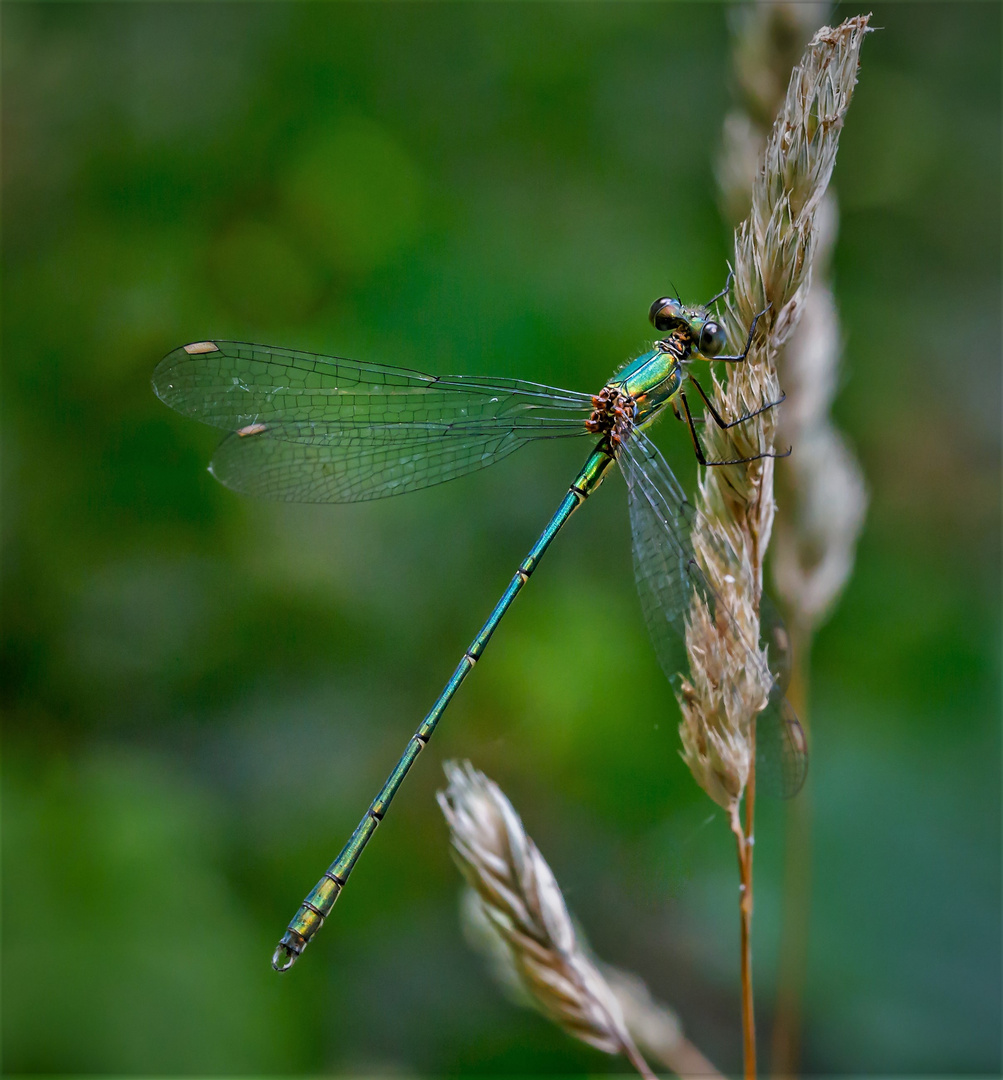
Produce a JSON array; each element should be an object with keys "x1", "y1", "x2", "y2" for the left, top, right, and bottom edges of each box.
[
  {"x1": 437, "y1": 761, "x2": 650, "y2": 1067},
  {"x1": 678, "y1": 15, "x2": 870, "y2": 805}
]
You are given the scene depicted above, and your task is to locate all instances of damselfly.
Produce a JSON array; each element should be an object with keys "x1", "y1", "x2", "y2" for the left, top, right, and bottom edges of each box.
[{"x1": 153, "y1": 281, "x2": 807, "y2": 972}]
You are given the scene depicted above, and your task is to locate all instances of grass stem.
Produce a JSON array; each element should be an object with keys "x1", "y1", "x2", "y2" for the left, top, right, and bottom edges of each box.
[{"x1": 731, "y1": 729, "x2": 757, "y2": 1080}]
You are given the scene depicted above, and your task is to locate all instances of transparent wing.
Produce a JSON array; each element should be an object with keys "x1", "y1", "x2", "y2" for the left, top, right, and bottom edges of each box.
[
  {"x1": 618, "y1": 427, "x2": 807, "y2": 798},
  {"x1": 209, "y1": 423, "x2": 537, "y2": 503},
  {"x1": 153, "y1": 340, "x2": 592, "y2": 430},
  {"x1": 760, "y1": 590, "x2": 793, "y2": 695},
  {"x1": 619, "y1": 431, "x2": 697, "y2": 690},
  {"x1": 153, "y1": 341, "x2": 592, "y2": 502},
  {"x1": 756, "y1": 691, "x2": 808, "y2": 800}
]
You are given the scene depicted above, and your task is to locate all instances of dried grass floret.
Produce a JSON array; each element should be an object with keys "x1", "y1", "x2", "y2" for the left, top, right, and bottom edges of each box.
[
  {"x1": 438, "y1": 761, "x2": 651, "y2": 1070},
  {"x1": 439, "y1": 760, "x2": 723, "y2": 1079},
  {"x1": 678, "y1": 14, "x2": 871, "y2": 812}
]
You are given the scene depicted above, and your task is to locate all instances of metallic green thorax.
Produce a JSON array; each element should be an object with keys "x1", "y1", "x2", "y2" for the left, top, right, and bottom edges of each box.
[{"x1": 609, "y1": 329, "x2": 691, "y2": 428}]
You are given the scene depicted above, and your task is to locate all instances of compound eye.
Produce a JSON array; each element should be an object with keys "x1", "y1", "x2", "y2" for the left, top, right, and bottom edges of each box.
[
  {"x1": 700, "y1": 321, "x2": 727, "y2": 356},
  {"x1": 649, "y1": 297, "x2": 684, "y2": 332}
]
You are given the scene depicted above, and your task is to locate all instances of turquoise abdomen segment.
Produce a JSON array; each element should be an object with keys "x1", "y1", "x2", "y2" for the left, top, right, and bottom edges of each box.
[
  {"x1": 572, "y1": 446, "x2": 615, "y2": 497},
  {"x1": 331, "y1": 809, "x2": 380, "y2": 879},
  {"x1": 304, "y1": 874, "x2": 343, "y2": 916},
  {"x1": 286, "y1": 905, "x2": 323, "y2": 940},
  {"x1": 468, "y1": 577, "x2": 524, "y2": 658},
  {"x1": 370, "y1": 735, "x2": 426, "y2": 817}
]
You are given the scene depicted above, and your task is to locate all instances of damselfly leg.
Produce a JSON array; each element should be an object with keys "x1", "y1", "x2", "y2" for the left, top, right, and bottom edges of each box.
[
  {"x1": 711, "y1": 302, "x2": 771, "y2": 363},
  {"x1": 679, "y1": 375, "x2": 792, "y2": 467}
]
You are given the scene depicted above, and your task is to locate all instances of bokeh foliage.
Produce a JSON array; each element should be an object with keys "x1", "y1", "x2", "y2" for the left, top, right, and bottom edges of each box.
[{"x1": 2, "y1": 2, "x2": 999, "y2": 1074}]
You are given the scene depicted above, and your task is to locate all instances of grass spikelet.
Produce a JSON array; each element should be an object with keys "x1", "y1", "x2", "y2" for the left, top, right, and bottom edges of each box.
[
  {"x1": 680, "y1": 9, "x2": 871, "y2": 818},
  {"x1": 439, "y1": 760, "x2": 723, "y2": 1079},
  {"x1": 717, "y1": 8, "x2": 870, "y2": 1074},
  {"x1": 437, "y1": 760, "x2": 655, "y2": 1076},
  {"x1": 678, "y1": 16, "x2": 871, "y2": 1078}
]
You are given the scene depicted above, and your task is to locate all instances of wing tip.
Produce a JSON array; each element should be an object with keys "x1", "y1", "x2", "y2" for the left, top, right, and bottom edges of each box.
[{"x1": 151, "y1": 340, "x2": 222, "y2": 405}]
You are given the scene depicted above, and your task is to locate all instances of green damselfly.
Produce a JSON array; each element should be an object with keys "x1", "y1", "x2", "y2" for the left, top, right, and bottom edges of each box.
[{"x1": 153, "y1": 282, "x2": 807, "y2": 972}]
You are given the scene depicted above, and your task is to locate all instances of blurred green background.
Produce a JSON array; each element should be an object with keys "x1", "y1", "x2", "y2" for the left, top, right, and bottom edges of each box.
[{"x1": 3, "y1": 2, "x2": 999, "y2": 1075}]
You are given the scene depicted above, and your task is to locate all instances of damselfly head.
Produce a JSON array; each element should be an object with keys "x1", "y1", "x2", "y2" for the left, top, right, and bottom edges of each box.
[{"x1": 649, "y1": 298, "x2": 727, "y2": 357}]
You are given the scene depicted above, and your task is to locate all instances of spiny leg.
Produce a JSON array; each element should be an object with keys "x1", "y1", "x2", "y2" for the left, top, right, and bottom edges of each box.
[
  {"x1": 687, "y1": 372, "x2": 787, "y2": 431},
  {"x1": 714, "y1": 302, "x2": 771, "y2": 364},
  {"x1": 671, "y1": 399, "x2": 704, "y2": 424},
  {"x1": 704, "y1": 267, "x2": 734, "y2": 309},
  {"x1": 680, "y1": 389, "x2": 791, "y2": 467}
]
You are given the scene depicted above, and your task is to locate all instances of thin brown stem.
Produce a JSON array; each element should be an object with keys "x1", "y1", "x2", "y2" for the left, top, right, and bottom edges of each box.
[
  {"x1": 732, "y1": 820, "x2": 755, "y2": 1080},
  {"x1": 731, "y1": 730, "x2": 757, "y2": 1080}
]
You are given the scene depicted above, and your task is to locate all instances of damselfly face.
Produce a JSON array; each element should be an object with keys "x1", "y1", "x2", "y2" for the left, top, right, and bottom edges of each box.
[{"x1": 648, "y1": 297, "x2": 727, "y2": 358}]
